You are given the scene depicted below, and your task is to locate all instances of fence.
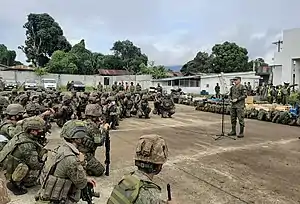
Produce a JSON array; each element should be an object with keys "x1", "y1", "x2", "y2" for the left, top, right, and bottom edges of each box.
[{"x1": 0, "y1": 70, "x2": 153, "y2": 89}]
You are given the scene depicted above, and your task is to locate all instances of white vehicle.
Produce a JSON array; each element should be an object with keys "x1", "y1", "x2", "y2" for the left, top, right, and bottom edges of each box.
[
  {"x1": 24, "y1": 79, "x2": 38, "y2": 91},
  {"x1": 42, "y1": 78, "x2": 57, "y2": 90}
]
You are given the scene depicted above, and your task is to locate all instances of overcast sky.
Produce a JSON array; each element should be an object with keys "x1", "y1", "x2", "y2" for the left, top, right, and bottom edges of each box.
[{"x1": 1, "y1": 0, "x2": 300, "y2": 66}]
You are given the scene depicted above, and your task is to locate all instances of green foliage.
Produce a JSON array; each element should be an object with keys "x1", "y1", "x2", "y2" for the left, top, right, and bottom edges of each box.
[
  {"x1": 181, "y1": 51, "x2": 213, "y2": 74},
  {"x1": 248, "y1": 57, "x2": 269, "y2": 71},
  {"x1": 0, "y1": 44, "x2": 20, "y2": 66},
  {"x1": 18, "y1": 13, "x2": 71, "y2": 67},
  {"x1": 288, "y1": 92, "x2": 300, "y2": 105},
  {"x1": 46, "y1": 50, "x2": 78, "y2": 74},
  {"x1": 34, "y1": 67, "x2": 48, "y2": 76},
  {"x1": 111, "y1": 40, "x2": 148, "y2": 73},
  {"x1": 139, "y1": 61, "x2": 167, "y2": 79},
  {"x1": 181, "y1": 41, "x2": 251, "y2": 74}
]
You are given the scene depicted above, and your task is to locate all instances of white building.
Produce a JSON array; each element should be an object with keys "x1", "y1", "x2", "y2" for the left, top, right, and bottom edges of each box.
[
  {"x1": 152, "y1": 71, "x2": 260, "y2": 95},
  {"x1": 272, "y1": 28, "x2": 300, "y2": 86}
]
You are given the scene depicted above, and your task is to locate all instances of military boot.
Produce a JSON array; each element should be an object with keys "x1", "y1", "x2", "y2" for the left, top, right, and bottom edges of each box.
[
  {"x1": 237, "y1": 126, "x2": 244, "y2": 138},
  {"x1": 6, "y1": 181, "x2": 27, "y2": 195},
  {"x1": 227, "y1": 126, "x2": 236, "y2": 136}
]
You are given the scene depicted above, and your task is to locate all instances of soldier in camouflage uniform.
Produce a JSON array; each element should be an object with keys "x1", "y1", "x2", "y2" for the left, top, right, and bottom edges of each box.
[
  {"x1": 156, "y1": 83, "x2": 163, "y2": 93},
  {"x1": 97, "y1": 82, "x2": 103, "y2": 92},
  {"x1": 112, "y1": 82, "x2": 118, "y2": 92},
  {"x1": 107, "y1": 134, "x2": 176, "y2": 204},
  {"x1": 136, "y1": 83, "x2": 142, "y2": 92},
  {"x1": 0, "y1": 116, "x2": 47, "y2": 195},
  {"x1": 9, "y1": 89, "x2": 18, "y2": 103},
  {"x1": 124, "y1": 93, "x2": 134, "y2": 118},
  {"x1": 137, "y1": 95, "x2": 151, "y2": 119},
  {"x1": 160, "y1": 94, "x2": 175, "y2": 118},
  {"x1": 0, "y1": 97, "x2": 9, "y2": 122},
  {"x1": 81, "y1": 104, "x2": 109, "y2": 176},
  {"x1": 36, "y1": 120, "x2": 96, "y2": 203},
  {"x1": 54, "y1": 95, "x2": 74, "y2": 128},
  {"x1": 0, "y1": 104, "x2": 25, "y2": 149},
  {"x1": 130, "y1": 82, "x2": 135, "y2": 92},
  {"x1": 153, "y1": 92, "x2": 163, "y2": 115},
  {"x1": 103, "y1": 96, "x2": 118, "y2": 129},
  {"x1": 228, "y1": 77, "x2": 247, "y2": 138}
]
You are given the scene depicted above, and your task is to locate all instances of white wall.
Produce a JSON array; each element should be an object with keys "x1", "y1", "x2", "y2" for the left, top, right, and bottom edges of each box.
[
  {"x1": 0, "y1": 70, "x2": 152, "y2": 89},
  {"x1": 200, "y1": 75, "x2": 259, "y2": 95},
  {"x1": 272, "y1": 65, "x2": 282, "y2": 85},
  {"x1": 272, "y1": 28, "x2": 300, "y2": 85}
]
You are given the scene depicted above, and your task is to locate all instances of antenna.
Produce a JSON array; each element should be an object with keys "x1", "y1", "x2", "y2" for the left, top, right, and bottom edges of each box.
[{"x1": 272, "y1": 40, "x2": 283, "y2": 52}]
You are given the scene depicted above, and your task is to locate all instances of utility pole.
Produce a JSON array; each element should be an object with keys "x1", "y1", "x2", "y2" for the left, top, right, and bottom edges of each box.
[{"x1": 272, "y1": 40, "x2": 283, "y2": 52}]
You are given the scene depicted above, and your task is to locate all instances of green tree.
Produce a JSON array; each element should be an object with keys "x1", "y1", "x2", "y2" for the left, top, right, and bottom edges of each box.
[
  {"x1": 210, "y1": 41, "x2": 250, "y2": 73},
  {"x1": 111, "y1": 40, "x2": 148, "y2": 73},
  {"x1": 0, "y1": 44, "x2": 18, "y2": 66},
  {"x1": 46, "y1": 50, "x2": 78, "y2": 74},
  {"x1": 19, "y1": 13, "x2": 71, "y2": 67},
  {"x1": 139, "y1": 61, "x2": 167, "y2": 79},
  {"x1": 248, "y1": 57, "x2": 269, "y2": 71},
  {"x1": 180, "y1": 51, "x2": 213, "y2": 74}
]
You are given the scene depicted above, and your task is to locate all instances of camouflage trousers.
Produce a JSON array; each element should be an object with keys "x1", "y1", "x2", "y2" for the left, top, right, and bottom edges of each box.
[
  {"x1": 85, "y1": 153, "x2": 105, "y2": 177},
  {"x1": 230, "y1": 108, "x2": 245, "y2": 127},
  {"x1": 137, "y1": 107, "x2": 151, "y2": 117}
]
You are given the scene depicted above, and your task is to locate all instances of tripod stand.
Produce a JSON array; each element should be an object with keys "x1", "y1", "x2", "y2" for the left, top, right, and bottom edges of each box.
[{"x1": 214, "y1": 96, "x2": 236, "y2": 141}]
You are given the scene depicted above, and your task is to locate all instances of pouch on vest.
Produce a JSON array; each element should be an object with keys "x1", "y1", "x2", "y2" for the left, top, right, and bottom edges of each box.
[
  {"x1": 107, "y1": 173, "x2": 161, "y2": 204},
  {"x1": 11, "y1": 162, "x2": 29, "y2": 182},
  {"x1": 40, "y1": 175, "x2": 72, "y2": 201}
]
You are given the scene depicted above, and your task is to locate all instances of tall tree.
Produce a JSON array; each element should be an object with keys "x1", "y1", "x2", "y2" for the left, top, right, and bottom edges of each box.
[
  {"x1": 139, "y1": 61, "x2": 167, "y2": 79},
  {"x1": 111, "y1": 40, "x2": 148, "y2": 73},
  {"x1": 46, "y1": 50, "x2": 78, "y2": 74},
  {"x1": 19, "y1": 13, "x2": 71, "y2": 67},
  {"x1": 210, "y1": 41, "x2": 249, "y2": 73},
  {"x1": 0, "y1": 44, "x2": 18, "y2": 66},
  {"x1": 181, "y1": 51, "x2": 212, "y2": 74}
]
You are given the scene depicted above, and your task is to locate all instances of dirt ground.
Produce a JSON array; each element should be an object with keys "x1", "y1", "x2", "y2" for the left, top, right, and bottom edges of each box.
[{"x1": 7, "y1": 104, "x2": 300, "y2": 204}]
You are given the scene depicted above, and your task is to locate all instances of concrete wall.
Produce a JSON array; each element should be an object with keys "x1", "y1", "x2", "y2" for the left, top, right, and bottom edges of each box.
[
  {"x1": 0, "y1": 70, "x2": 152, "y2": 89},
  {"x1": 272, "y1": 28, "x2": 300, "y2": 85}
]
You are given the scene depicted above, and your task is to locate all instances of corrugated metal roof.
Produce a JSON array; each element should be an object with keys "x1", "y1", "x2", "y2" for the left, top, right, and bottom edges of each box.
[{"x1": 98, "y1": 69, "x2": 130, "y2": 76}]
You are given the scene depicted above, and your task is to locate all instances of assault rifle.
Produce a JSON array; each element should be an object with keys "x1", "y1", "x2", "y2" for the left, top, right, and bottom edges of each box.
[
  {"x1": 167, "y1": 184, "x2": 172, "y2": 201},
  {"x1": 81, "y1": 182, "x2": 100, "y2": 204},
  {"x1": 104, "y1": 123, "x2": 111, "y2": 176}
]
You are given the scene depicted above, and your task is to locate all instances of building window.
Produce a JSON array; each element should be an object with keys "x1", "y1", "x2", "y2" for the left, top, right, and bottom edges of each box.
[
  {"x1": 206, "y1": 84, "x2": 209, "y2": 88},
  {"x1": 168, "y1": 80, "x2": 171, "y2": 86}
]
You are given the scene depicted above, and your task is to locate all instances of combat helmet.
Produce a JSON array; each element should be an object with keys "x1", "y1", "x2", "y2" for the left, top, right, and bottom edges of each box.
[
  {"x1": 0, "y1": 96, "x2": 9, "y2": 108},
  {"x1": 62, "y1": 94, "x2": 71, "y2": 101},
  {"x1": 4, "y1": 104, "x2": 24, "y2": 116},
  {"x1": 85, "y1": 104, "x2": 102, "y2": 117},
  {"x1": 135, "y1": 134, "x2": 168, "y2": 165},
  {"x1": 23, "y1": 116, "x2": 45, "y2": 132},
  {"x1": 60, "y1": 120, "x2": 87, "y2": 139}
]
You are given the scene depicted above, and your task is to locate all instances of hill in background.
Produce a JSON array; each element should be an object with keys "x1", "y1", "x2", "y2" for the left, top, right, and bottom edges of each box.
[{"x1": 165, "y1": 65, "x2": 182, "y2": 72}]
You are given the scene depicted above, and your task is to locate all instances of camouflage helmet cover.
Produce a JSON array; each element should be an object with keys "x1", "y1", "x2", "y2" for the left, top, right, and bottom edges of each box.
[
  {"x1": 60, "y1": 120, "x2": 87, "y2": 139},
  {"x1": 4, "y1": 104, "x2": 24, "y2": 115},
  {"x1": 62, "y1": 94, "x2": 71, "y2": 101},
  {"x1": 23, "y1": 116, "x2": 45, "y2": 131},
  {"x1": 85, "y1": 104, "x2": 101, "y2": 117},
  {"x1": 135, "y1": 134, "x2": 168, "y2": 165}
]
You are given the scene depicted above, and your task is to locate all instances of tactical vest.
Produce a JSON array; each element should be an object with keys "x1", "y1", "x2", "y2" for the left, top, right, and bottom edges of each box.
[
  {"x1": 107, "y1": 172, "x2": 161, "y2": 204},
  {"x1": 37, "y1": 147, "x2": 73, "y2": 202},
  {"x1": 277, "y1": 89, "x2": 282, "y2": 97}
]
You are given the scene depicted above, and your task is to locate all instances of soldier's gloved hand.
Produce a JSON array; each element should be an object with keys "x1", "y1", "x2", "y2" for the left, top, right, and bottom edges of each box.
[{"x1": 82, "y1": 137, "x2": 94, "y2": 148}]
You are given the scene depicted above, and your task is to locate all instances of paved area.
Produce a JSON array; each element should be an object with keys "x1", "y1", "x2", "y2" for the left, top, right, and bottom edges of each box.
[{"x1": 8, "y1": 104, "x2": 300, "y2": 204}]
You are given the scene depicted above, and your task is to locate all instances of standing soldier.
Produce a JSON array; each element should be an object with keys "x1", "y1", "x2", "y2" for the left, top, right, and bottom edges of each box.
[
  {"x1": 112, "y1": 82, "x2": 118, "y2": 92},
  {"x1": 136, "y1": 83, "x2": 142, "y2": 92},
  {"x1": 125, "y1": 82, "x2": 129, "y2": 92},
  {"x1": 156, "y1": 83, "x2": 162, "y2": 93},
  {"x1": 107, "y1": 134, "x2": 176, "y2": 204},
  {"x1": 97, "y1": 82, "x2": 103, "y2": 92},
  {"x1": 228, "y1": 77, "x2": 247, "y2": 138},
  {"x1": 214, "y1": 83, "x2": 220, "y2": 98},
  {"x1": 247, "y1": 82, "x2": 252, "y2": 96},
  {"x1": 281, "y1": 82, "x2": 289, "y2": 105},
  {"x1": 130, "y1": 82, "x2": 135, "y2": 92}
]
